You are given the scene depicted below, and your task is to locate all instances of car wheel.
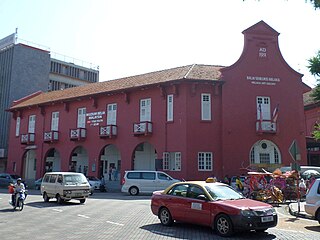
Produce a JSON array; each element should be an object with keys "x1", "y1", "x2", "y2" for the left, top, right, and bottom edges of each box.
[
  {"x1": 43, "y1": 192, "x2": 50, "y2": 202},
  {"x1": 215, "y1": 214, "x2": 234, "y2": 237},
  {"x1": 159, "y1": 207, "x2": 173, "y2": 226},
  {"x1": 80, "y1": 199, "x2": 86, "y2": 204},
  {"x1": 56, "y1": 194, "x2": 63, "y2": 204},
  {"x1": 129, "y1": 186, "x2": 139, "y2": 196}
]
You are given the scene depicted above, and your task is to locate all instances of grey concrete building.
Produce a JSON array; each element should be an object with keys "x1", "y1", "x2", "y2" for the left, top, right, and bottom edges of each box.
[{"x1": 0, "y1": 33, "x2": 99, "y2": 172}]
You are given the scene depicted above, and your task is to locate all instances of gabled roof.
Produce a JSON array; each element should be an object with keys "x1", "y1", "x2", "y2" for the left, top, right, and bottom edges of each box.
[
  {"x1": 242, "y1": 20, "x2": 280, "y2": 36},
  {"x1": 9, "y1": 64, "x2": 224, "y2": 110}
]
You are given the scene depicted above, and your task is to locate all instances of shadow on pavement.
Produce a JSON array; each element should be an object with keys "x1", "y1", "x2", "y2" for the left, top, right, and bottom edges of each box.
[
  {"x1": 25, "y1": 200, "x2": 85, "y2": 208},
  {"x1": 305, "y1": 226, "x2": 320, "y2": 232},
  {"x1": 140, "y1": 222, "x2": 277, "y2": 240}
]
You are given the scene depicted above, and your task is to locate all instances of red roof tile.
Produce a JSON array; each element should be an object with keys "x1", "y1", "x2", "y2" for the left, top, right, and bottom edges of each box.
[{"x1": 9, "y1": 64, "x2": 224, "y2": 110}]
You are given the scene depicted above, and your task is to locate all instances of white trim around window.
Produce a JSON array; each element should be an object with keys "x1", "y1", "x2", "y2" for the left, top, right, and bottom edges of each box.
[
  {"x1": 198, "y1": 152, "x2": 213, "y2": 171},
  {"x1": 15, "y1": 117, "x2": 21, "y2": 137},
  {"x1": 77, "y1": 108, "x2": 86, "y2": 128},
  {"x1": 201, "y1": 93, "x2": 211, "y2": 121},
  {"x1": 167, "y1": 94, "x2": 173, "y2": 122},
  {"x1": 51, "y1": 112, "x2": 59, "y2": 131},
  {"x1": 162, "y1": 152, "x2": 181, "y2": 171},
  {"x1": 28, "y1": 115, "x2": 36, "y2": 133}
]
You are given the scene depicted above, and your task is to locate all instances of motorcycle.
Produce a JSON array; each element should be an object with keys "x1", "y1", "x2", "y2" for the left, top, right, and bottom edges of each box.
[{"x1": 10, "y1": 189, "x2": 27, "y2": 211}]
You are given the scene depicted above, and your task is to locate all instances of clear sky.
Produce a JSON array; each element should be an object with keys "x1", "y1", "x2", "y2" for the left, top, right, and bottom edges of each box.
[{"x1": 0, "y1": 0, "x2": 319, "y2": 86}]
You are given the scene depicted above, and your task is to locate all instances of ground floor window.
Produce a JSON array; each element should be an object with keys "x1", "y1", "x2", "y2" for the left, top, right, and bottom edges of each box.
[
  {"x1": 198, "y1": 152, "x2": 212, "y2": 171},
  {"x1": 163, "y1": 152, "x2": 181, "y2": 171}
]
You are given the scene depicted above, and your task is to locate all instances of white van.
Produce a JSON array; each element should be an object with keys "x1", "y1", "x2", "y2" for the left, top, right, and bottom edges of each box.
[
  {"x1": 41, "y1": 172, "x2": 90, "y2": 204},
  {"x1": 305, "y1": 178, "x2": 320, "y2": 223},
  {"x1": 121, "y1": 170, "x2": 180, "y2": 195}
]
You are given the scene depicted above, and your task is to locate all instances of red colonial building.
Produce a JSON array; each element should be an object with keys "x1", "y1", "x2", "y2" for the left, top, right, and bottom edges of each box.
[{"x1": 6, "y1": 21, "x2": 309, "y2": 186}]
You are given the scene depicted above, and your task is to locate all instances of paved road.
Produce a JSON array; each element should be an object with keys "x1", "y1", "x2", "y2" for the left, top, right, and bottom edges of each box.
[{"x1": 0, "y1": 190, "x2": 319, "y2": 240}]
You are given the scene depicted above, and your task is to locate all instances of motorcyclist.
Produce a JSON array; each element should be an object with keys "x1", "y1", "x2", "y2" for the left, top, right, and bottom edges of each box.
[{"x1": 13, "y1": 178, "x2": 25, "y2": 206}]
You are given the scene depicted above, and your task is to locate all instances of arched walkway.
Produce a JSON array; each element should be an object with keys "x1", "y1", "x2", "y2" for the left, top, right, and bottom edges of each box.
[
  {"x1": 23, "y1": 149, "x2": 36, "y2": 182},
  {"x1": 100, "y1": 144, "x2": 121, "y2": 181},
  {"x1": 132, "y1": 142, "x2": 157, "y2": 170},
  {"x1": 44, "y1": 148, "x2": 61, "y2": 172},
  {"x1": 69, "y1": 146, "x2": 89, "y2": 176}
]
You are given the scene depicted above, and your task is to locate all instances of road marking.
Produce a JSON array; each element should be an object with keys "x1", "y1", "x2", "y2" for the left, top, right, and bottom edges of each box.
[
  {"x1": 78, "y1": 214, "x2": 90, "y2": 219},
  {"x1": 52, "y1": 209, "x2": 63, "y2": 212},
  {"x1": 106, "y1": 221, "x2": 124, "y2": 226}
]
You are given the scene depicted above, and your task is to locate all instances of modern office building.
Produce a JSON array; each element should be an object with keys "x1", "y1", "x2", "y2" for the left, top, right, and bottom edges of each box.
[
  {"x1": 0, "y1": 33, "x2": 99, "y2": 172},
  {"x1": 6, "y1": 21, "x2": 310, "y2": 186}
]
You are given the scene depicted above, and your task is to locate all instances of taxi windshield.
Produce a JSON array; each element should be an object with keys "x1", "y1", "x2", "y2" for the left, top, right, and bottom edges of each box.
[{"x1": 205, "y1": 185, "x2": 243, "y2": 200}]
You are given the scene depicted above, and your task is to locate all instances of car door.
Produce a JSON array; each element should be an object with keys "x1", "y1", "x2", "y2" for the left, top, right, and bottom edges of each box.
[
  {"x1": 141, "y1": 172, "x2": 156, "y2": 192},
  {"x1": 156, "y1": 172, "x2": 175, "y2": 190},
  {"x1": 183, "y1": 184, "x2": 212, "y2": 226},
  {"x1": 165, "y1": 183, "x2": 190, "y2": 221}
]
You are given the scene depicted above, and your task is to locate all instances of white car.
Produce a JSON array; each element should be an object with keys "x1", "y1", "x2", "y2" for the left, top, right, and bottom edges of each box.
[
  {"x1": 87, "y1": 176, "x2": 101, "y2": 190},
  {"x1": 121, "y1": 170, "x2": 180, "y2": 195},
  {"x1": 305, "y1": 178, "x2": 320, "y2": 223}
]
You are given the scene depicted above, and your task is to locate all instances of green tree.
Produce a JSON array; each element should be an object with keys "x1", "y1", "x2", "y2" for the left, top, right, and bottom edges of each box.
[{"x1": 309, "y1": 51, "x2": 320, "y2": 139}]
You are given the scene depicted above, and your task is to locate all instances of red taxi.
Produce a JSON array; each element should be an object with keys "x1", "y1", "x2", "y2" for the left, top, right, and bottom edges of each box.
[{"x1": 151, "y1": 178, "x2": 277, "y2": 237}]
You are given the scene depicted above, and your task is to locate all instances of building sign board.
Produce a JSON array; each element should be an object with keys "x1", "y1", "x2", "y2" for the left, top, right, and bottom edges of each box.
[
  {"x1": 86, "y1": 111, "x2": 105, "y2": 126},
  {"x1": 247, "y1": 76, "x2": 280, "y2": 86}
]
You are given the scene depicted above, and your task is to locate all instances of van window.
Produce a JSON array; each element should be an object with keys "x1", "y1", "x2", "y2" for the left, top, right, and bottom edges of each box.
[
  {"x1": 64, "y1": 174, "x2": 87, "y2": 185},
  {"x1": 142, "y1": 172, "x2": 155, "y2": 180},
  {"x1": 43, "y1": 175, "x2": 50, "y2": 182},
  {"x1": 127, "y1": 172, "x2": 141, "y2": 179},
  {"x1": 158, "y1": 172, "x2": 170, "y2": 180},
  {"x1": 49, "y1": 174, "x2": 57, "y2": 183}
]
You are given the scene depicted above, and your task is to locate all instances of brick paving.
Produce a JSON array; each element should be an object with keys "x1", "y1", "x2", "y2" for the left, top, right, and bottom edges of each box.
[{"x1": 0, "y1": 189, "x2": 319, "y2": 240}]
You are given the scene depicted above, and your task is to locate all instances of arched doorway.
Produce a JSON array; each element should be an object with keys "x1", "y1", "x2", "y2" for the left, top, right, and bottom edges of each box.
[
  {"x1": 249, "y1": 140, "x2": 281, "y2": 168},
  {"x1": 22, "y1": 150, "x2": 36, "y2": 182},
  {"x1": 100, "y1": 144, "x2": 121, "y2": 181},
  {"x1": 44, "y1": 148, "x2": 61, "y2": 172},
  {"x1": 69, "y1": 146, "x2": 89, "y2": 176},
  {"x1": 132, "y1": 142, "x2": 157, "y2": 170}
]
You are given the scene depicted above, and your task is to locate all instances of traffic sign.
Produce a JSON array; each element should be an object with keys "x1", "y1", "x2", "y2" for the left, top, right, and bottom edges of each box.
[{"x1": 289, "y1": 140, "x2": 300, "y2": 161}]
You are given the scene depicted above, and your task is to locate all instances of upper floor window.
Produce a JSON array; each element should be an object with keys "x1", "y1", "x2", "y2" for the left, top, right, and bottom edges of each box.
[
  {"x1": 77, "y1": 108, "x2": 86, "y2": 128},
  {"x1": 51, "y1": 112, "x2": 59, "y2": 131},
  {"x1": 107, "y1": 103, "x2": 117, "y2": 125},
  {"x1": 201, "y1": 93, "x2": 211, "y2": 121},
  {"x1": 257, "y1": 96, "x2": 270, "y2": 120},
  {"x1": 198, "y1": 152, "x2": 212, "y2": 171},
  {"x1": 28, "y1": 115, "x2": 36, "y2": 133},
  {"x1": 167, "y1": 95, "x2": 173, "y2": 122},
  {"x1": 15, "y1": 117, "x2": 21, "y2": 137},
  {"x1": 140, "y1": 98, "x2": 151, "y2": 122}
]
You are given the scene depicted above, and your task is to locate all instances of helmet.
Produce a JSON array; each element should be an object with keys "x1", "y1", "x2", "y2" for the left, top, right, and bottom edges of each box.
[{"x1": 17, "y1": 178, "x2": 22, "y2": 182}]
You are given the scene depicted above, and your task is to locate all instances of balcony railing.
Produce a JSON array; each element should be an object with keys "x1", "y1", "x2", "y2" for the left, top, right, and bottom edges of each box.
[
  {"x1": 70, "y1": 128, "x2": 87, "y2": 141},
  {"x1": 256, "y1": 120, "x2": 277, "y2": 134},
  {"x1": 44, "y1": 131, "x2": 59, "y2": 143},
  {"x1": 99, "y1": 125, "x2": 117, "y2": 138},
  {"x1": 133, "y1": 121, "x2": 153, "y2": 136},
  {"x1": 20, "y1": 133, "x2": 35, "y2": 145}
]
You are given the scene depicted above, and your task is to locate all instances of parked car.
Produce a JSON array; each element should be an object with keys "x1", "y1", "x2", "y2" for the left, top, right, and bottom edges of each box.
[
  {"x1": 0, "y1": 173, "x2": 21, "y2": 187},
  {"x1": 86, "y1": 176, "x2": 101, "y2": 190},
  {"x1": 305, "y1": 178, "x2": 320, "y2": 223},
  {"x1": 121, "y1": 170, "x2": 179, "y2": 195},
  {"x1": 34, "y1": 178, "x2": 43, "y2": 190},
  {"x1": 151, "y1": 178, "x2": 278, "y2": 237},
  {"x1": 41, "y1": 172, "x2": 90, "y2": 204}
]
